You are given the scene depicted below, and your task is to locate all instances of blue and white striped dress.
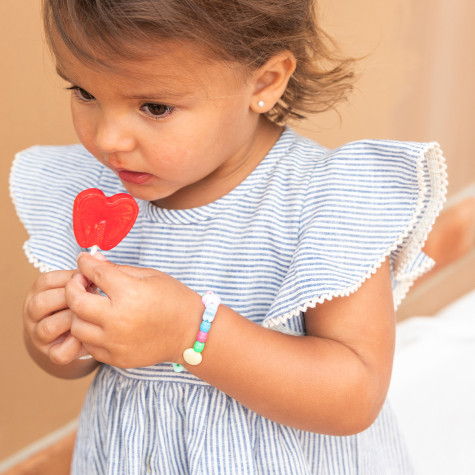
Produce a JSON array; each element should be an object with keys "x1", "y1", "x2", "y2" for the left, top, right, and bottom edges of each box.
[{"x1": 10, "y1": 128, "x2": 447, "y2": 474}]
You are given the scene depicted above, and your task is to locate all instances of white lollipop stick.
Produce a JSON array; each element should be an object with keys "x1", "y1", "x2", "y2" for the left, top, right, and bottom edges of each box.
[{"x1": 78, "y1": 244, "x2": 100, "y2": 360}]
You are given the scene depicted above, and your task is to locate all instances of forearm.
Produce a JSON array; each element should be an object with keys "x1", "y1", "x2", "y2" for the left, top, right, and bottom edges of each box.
[
  {"x1": 66, "y1": 254, "x2": 394, "y2": 433},
  {"x1": 24, "y1": 330, "x2": 100, "y2": 379},
  {"x1": 180, "y1": 305, "x2": 389, "y2": 435}
]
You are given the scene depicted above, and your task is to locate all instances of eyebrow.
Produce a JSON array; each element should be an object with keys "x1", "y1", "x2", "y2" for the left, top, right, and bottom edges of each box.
[{"x1": 127, "y1": 90, "x2": 193, "y2": 101}]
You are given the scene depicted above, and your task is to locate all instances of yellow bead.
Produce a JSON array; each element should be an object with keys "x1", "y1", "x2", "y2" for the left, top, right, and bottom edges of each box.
[{"x1": 183, "y1": 348, "x2": 203, "y2": 366}]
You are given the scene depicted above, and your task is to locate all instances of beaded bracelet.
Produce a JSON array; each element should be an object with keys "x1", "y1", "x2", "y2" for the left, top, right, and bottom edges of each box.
[{"x1": 172, "y1": 291, "x2": 221, "y2": 373}]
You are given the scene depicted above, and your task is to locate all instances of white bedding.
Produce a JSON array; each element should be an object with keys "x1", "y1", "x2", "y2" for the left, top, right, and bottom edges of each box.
[{"x1": 389, "y1": 290, "x2": 475, "y2": 475}]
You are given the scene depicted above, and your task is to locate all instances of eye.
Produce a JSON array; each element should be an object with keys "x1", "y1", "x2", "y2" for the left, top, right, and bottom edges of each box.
[
  {"x1": 67, "y1": 86, "x2": 95, "y2": 102},
  {"x1": 140, "y1": 103, "x2": 174, "y2": 119}
]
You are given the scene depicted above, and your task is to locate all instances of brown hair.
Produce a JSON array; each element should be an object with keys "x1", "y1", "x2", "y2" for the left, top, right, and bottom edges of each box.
[{"x1": 43, "y1": 0, "x2": 354, "y2": 123}]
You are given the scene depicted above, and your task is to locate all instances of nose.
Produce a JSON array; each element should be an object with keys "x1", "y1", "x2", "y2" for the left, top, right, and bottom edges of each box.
[{"x1": 94, "y1": 112, "x2": 136, "y2": 155}]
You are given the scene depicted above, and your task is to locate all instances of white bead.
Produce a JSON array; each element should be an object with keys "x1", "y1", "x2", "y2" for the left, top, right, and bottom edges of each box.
[
  {"x1": 183, "y1": 348, "x2": 203, "y2": 365},
  {"x1": 202, "y1": 292, "x2": 221, "y2": 307}
]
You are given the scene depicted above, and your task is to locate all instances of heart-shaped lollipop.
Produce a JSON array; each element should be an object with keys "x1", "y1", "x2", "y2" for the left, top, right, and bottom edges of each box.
[{"x1": 73, "y1": 188, "x2": 139, "y2": 251}]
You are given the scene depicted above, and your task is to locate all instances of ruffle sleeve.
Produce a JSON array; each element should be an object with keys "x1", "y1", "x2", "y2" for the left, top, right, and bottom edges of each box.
[
  {"x1": 263, "y1": 139, "x2": 447, "y2": 329},
  {"x1": 9, "y1": 145, "x2": 109, "y2": 272}
]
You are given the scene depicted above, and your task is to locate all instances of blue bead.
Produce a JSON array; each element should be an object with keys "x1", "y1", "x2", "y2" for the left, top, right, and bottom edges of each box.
[
  {"x1": 200, "y1": 320, "x2": 211, "y2": 332},
  {"x1": 202, "y1": 305, "x2": 218, "y2": 322}
]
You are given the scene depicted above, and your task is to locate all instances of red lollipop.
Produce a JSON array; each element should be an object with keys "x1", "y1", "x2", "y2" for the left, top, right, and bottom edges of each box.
[{"x1": 73, "y1": 188, "x2": 139, "y2": 252}]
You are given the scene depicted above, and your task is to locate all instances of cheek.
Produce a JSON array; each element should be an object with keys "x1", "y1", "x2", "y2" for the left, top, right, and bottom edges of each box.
[
  {"x1": 71, "y1": 109, "x2": 108, "y2": 167},
  {"x1": 151, "y1": 140, "x2": 215, "y2": 183},
  {"x1": 147, "y1": 127, "x2": 199, "y2": 165},
  {"x1": 156, "y1": 144, "x2": 197, "y2": 176},
  {"x1": 214, "y1": 95, "x2": 253, "y2": 136},
  {"x1": 71, "y1": 103, "x2": 95, "y2": 146}
]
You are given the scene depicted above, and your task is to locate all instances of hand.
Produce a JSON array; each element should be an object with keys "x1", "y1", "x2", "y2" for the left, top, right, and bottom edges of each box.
[
  {"x1": 65, "y1": 253, "x2": 202, "y2": 368},
  {"x1": 23, "y1": 270, "x2": 90, "y2": 365}
]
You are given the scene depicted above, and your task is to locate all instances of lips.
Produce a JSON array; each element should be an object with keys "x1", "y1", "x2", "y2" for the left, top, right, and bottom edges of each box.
[{"x1": 117, "y1": 169, "x2": 153, "y2": 185}]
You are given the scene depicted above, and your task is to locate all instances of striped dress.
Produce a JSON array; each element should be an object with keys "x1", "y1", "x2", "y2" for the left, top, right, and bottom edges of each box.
[{"x1": 10, "y1": 128, "x2": 447, "y2": 474}]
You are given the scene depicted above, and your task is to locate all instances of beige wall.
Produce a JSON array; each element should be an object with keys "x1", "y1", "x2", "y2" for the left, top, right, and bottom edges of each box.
[
  {"x1": 1, "y1": 1, "x2": 95, "y2": 462},
  {"x1": 296, "y1": 1, "x2": 474, "y2": 195},
  {"x1": 1, "y1": 0, "x2": 474, "y2": 463}
]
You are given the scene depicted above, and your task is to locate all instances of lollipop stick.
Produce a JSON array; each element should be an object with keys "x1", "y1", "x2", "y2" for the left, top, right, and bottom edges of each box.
[{"x1": 79, "y1": 244, "x2": 99, "y2": 360}]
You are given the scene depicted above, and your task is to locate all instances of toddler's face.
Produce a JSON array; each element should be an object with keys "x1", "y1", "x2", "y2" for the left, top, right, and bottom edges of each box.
[{"x1": 55, "y1": 40, "x2": 274, "y2": 209}]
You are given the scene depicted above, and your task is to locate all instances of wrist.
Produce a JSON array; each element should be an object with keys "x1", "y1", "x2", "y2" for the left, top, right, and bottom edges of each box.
[
  {"x1": 172, "y1": 290, "x2": 221, "y2": 370},
  {"x1": 171, "y1": 288, "x2": 204, "y2": 364}
]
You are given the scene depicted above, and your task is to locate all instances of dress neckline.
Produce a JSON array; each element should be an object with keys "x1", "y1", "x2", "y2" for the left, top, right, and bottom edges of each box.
[{"x1": 141, "y1": 127, "x2": 295, "y2": 224}]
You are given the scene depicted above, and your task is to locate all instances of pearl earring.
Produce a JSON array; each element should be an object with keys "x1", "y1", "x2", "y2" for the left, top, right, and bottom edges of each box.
[{"x1": 258, "y1": 100, "x2": 265, "y2": 108}]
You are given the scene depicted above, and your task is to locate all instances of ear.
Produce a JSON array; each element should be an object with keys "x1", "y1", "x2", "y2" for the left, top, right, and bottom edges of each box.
[{"x1": 250, "y1": 51, "x2": 296, "y2": 113}]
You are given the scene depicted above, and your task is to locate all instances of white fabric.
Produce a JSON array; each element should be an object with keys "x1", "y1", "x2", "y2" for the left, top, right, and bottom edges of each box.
[{"x1": 389, "y1": 290, "x2": 475, "y2": 475}]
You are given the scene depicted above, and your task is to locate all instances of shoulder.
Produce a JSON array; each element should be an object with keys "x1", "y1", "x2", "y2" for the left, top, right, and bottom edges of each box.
[
  {"x1": 325, "y1": 139, "x2": 440, "y2": 174},
  {"x1": 275, "y1": 131, "x2": 444, "y2": 213},
  {"x1": 274, "y1": 130, "x2": 440, "y2": 184},
  {"x1": 274, "y1": 128, "x2": 329, "y2": 178},
  {"x1": 265, "y1": 131, "x2": 445, "y2": 230},
  {"x1": 302, "y1": 138, "x2": 443, "y2": 210},
  {"x1": 308, "y1": 138, "x2": 440, "y2": 179},
  {"x1": 10, "y1": 144, "x2": 124, "y2": 206},
  {"x1": 11, "y1": 144, "x2": 104, "y2": 194}
]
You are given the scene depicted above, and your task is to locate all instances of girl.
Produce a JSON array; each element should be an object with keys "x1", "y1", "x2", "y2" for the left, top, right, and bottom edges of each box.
[{"x1": 11, "y1": 0, "x2": 447, "y2": 473}]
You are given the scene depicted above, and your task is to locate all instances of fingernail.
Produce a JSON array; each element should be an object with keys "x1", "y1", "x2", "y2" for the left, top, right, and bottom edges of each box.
[{"x1": 93, "y1": 252, "x2": 107, "y2": 261}]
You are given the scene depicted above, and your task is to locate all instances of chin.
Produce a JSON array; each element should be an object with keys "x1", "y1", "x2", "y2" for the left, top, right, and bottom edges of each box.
[{"x1": 120, "y1": 182, "x2": 177, "y2": 204}]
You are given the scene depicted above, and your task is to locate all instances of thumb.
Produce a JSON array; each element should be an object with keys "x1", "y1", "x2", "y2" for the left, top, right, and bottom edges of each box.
[
  {"x1": 91, "y1": 251, "x2": 108, "y2": 262},
  {"x1": 76, "y1": 252, "x2": 133, "y2": 297},
  {"x1": 92, "y1": 251, "x2": 159, "y2": 279},
  {"x1": 114, "y1": 264, "x2": 160, "y2": 279}
]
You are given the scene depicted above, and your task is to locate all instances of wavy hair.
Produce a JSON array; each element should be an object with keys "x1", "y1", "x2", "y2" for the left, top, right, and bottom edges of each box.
[{"x1": 43, "y1": 0, "x2": 354, "y2": 123}]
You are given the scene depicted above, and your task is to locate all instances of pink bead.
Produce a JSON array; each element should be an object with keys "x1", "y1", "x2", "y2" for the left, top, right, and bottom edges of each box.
[{"x1": 196, "y1": 331, "x2": 208, "y2": 343}]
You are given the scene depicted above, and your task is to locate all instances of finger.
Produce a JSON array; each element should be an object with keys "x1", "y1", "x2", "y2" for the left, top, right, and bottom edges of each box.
[
  {"x1": 77, "y1": 345, "x2": 94, "y2": 359},
  {"x1": 26, "y1": 288, "x2": 68, "y2": 324},
  {"x1": 82, "y1": 343, "x2": 109, "y2": 364},
  {"x1": 90, "y1": 252, "x2": 159, "y2": 279},
  {"x1": 35, "y1": 309, "x2": 73, "y2": 345},
  {"x1": 72, "y1": 259, "x2": 101, "y2": 291},
  {"x1": 65, "y1": 273, "x2": 110, "y2": 326},
  {"x1": 32, "y1": 269, "x2": 77, "y2": 293},
  {"x1": 77, "y1": 253, "x2": 134, "y2": 297},
  {"x1": 70, "y1": 272, "x2": 99, "y2": 294},
  {"x1": 87, "y1": 281, "x2": 99, "y2": 294},
  {"x1": 81, "y1": 252, "x2": 158, "y2": 284},
  {"x1": 49, "y1": 333, "x2": 82, "y2": 366},
  {"x1": 113, "y1": 264, "x2": 158, "y2": 279},
  {"x1": 70, "y1": 314, "x2": 105, "y2": 347}
]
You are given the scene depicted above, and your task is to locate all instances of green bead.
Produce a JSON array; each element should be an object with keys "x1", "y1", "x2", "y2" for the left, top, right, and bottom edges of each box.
[{"x1": 193, "y1": 341, "x2": 205, "y2": 353}]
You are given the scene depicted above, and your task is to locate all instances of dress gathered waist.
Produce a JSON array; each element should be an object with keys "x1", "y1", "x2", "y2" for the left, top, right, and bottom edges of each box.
[{"x1": 110, "y1": 363, "x2": 212, "y2": 386}]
